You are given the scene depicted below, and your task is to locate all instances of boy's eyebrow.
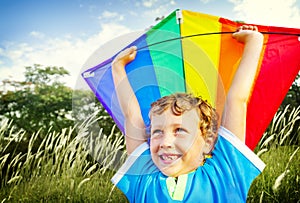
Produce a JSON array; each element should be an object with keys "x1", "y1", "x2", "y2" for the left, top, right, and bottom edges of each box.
[
  {"x1": 173, "y1": 124, "x2": 190, "y2": 132},
  {"x1": 151, "y1": 129, "x2": 162, "y2": 133},
  {"x1": 150, "y1": 125, "x2": 162, "y2": 131},
  {"x1": 152, "y1": 123, "x2": 187, "y2": 129}
]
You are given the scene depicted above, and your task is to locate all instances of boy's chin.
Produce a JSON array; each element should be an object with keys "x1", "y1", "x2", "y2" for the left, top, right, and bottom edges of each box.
[
  {"x1": 161, "y1": 169, "x2": 179, "y2": 177},
  {"x1": 160, "y1": 166, "x2": 185, "y2": 177},
  {"x1": 159, "y1": 164, "x2": 198, "y2": 177}
]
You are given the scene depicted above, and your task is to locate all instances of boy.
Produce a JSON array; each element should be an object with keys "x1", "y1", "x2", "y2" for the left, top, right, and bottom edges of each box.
[{"x1": 111, "y1": 25, "x2": 265, "y2": 202}]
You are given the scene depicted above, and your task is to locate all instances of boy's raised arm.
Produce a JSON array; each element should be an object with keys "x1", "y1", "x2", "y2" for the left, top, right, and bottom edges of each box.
[
  {"x1": 221, "y1": 25, "x2": 264, "y2": 143},
  {"x1": 112, "y1": 46, "x2": 147, "y2": 154}
]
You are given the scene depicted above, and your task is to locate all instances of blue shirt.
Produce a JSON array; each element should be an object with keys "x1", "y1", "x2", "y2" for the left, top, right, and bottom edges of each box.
[{"x1": 112, "y1": 127, "x2": 265, "y2": 202}]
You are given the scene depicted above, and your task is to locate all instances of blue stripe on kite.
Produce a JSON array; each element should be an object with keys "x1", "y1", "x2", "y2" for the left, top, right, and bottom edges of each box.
[{"x1": 126, "y1": 34, "x2": 161, "y2": 127}]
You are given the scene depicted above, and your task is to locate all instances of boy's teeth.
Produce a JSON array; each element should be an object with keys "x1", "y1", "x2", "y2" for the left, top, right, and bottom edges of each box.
[{"x1": 161, "y1": 155, "x2": 178, "y2": 160}]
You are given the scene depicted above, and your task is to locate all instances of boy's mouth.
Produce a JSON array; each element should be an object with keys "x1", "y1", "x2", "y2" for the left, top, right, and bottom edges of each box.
[{"x1": 159, "y1": 153, "x2": 182, "y2": 164}]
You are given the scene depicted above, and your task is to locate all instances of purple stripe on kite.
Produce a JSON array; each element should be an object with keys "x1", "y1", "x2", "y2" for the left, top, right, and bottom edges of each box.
[
  {"x1": 83, "y1": 62, "x2": 125, "y2": 132},
  {"x1": 95, "y1": 66, "x2": 125, "y2": 132},
  {"x1": 83, "y1": 57, "x2": 114, "y2": 75}
]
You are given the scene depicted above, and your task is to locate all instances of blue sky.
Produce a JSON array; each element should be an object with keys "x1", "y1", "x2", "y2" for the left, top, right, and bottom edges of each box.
[{"x1": 1, "y1": 0, "x2": 300, "y2": 88}]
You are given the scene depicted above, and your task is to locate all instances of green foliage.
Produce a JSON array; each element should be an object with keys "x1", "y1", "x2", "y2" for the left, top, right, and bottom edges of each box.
[
  {"x1": 24, "y1": 65, "x2": 69, "y2": 85},
  {"x1": 72, "y1": 89, "x2": 121, "y2": 138},
  {"x1": 0, "y1": 64, "x2": 74, "y2": 136}
]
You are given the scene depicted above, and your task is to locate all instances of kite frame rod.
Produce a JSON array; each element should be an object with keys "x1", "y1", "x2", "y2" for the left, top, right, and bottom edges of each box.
[{"x1": 137, "y1": 31, "x2": 300, "y2": 51}]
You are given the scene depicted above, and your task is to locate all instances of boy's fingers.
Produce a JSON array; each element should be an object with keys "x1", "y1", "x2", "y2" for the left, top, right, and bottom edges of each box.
[
  {"x1": 131, "y1": 46, "x2": 137, "y2": 51},
  {"x1": 113, "y1": 46, "x2": 137, "y2": 66},
  {"x1": 120, "y1": 46, "x2": 136, "y2": 57},
  {"x1": 236, "y1": 25, "x2": 258, "y2": 32},
  {"x1": 124, "y1": 46, "x2": 137, "y2": 57},
  {"x1": 128, "y1": 46, "x2": 137, "y2": 58}
]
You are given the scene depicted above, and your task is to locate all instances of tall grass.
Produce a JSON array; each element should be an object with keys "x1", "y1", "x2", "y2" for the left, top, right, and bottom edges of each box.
[
  {"x1": 0, "y1": 106, "x2": 299, "y2": 202},
  {"x1": 257, "y1": 105, "x2": 300, "y2": 153},
  {"x1": 0, "y1": 112, "x2": 127, "y2": 202}
]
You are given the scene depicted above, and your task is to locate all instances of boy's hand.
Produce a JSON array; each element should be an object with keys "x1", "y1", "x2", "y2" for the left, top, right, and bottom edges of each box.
[
  {"x1": 223, "y1": 25, "x2": 264, "y2": 142},
  {"x1": 112, "y1": 46, "x2": 137, "y2": 67},
  {"x1": 232, "y1": 25, "x2": 263, "y2": 44}
]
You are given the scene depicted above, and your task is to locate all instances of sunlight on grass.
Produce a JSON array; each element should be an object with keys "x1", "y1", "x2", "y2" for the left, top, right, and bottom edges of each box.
[
  {"x1": 0, "y1": 112, "x2": 127, "y2": 202},
  {"x1": 1, "y1": 106, "x2": 299, "y2": 202}
]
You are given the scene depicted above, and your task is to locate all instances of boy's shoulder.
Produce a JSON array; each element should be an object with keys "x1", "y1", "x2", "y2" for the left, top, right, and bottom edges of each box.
[{"x1": 213, "y1": 127, "x2": 265, "y2": 172}]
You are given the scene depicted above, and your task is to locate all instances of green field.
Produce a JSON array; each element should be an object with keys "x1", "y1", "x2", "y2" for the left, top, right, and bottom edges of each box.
[{"x1": 1, "y1": 108, "x2": 299, "y2": 203}]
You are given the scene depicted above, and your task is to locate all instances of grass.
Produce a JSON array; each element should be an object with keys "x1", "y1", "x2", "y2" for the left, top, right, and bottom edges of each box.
[
  {"x1": 0, "y1": 112, "x2": 128, "y2": 202},
  {"x1": 0, "y1": 107, "x2": 299, "y2": 202},
  {"x1": 1, "y1": 171, "x2": 128, "y2": 202},
  {"x1": 247, "y1": 146, "x2": 299, "y2": 203}
]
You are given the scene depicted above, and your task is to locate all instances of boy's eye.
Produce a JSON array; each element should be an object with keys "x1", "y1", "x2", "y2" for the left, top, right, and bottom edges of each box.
[
  {"x1": 175, "y1": 128, "x2": 187, "y2": 135},
  {"x1": 151, "y1": 129, "x2": 163, "y2": 137}
]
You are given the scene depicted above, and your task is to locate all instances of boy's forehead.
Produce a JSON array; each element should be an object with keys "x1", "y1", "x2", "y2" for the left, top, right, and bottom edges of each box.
[{"x1": 151, "y1": 108, "x2": 200, "y2": 126}]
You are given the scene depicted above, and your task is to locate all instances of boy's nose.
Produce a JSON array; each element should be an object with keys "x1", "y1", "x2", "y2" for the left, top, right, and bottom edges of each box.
[{"x1": 160, "y1": 133, "x2": 175, "y2": 149}]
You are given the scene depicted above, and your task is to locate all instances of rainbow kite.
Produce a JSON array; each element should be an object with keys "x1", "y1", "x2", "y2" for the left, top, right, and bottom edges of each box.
[{"x1": 82, "y1": 9, "x2": 300, "y2": 150}]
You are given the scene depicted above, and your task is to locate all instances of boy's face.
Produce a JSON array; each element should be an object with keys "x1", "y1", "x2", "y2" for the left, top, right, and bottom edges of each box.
[{"x1": 150, "y1": 108, "x2": 206, "y2": 177}]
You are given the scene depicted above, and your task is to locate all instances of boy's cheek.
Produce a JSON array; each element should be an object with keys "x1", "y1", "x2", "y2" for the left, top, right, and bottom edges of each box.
[
  {"x1": 149, "y1": 141, "x2": 159, "y2": 153},
  {"x1": 174, "y1": 140, "x2": 192, "y2": 153},
  {"x1": 150, "y1": 138, "x2": 160, "y2": 146}
]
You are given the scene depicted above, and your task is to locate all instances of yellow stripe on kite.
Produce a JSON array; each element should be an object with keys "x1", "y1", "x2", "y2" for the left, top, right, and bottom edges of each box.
[{"x1": 181, "y1": 10, "x2": 221, "y2": 107}]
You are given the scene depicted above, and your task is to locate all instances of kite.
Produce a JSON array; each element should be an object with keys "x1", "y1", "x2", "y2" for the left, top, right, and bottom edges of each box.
[{"x1": 82, "y1": 9, "x2": 300, "y2": 150}]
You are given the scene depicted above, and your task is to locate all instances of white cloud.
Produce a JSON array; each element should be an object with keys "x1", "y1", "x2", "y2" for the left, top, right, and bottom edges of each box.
[
  {"x1": 0, "y1": 23, "x2": 132, "y2": 89},
  {"x1": 142, "y1": 1, "x2": 177, "y2": 21},
  {"x1": 136, "y1": 0, "x2": 174, "y2": 9},
  {"x1": 29, "y1": 31, "x2": 45, "y2": 39},
  {"x1": 200, "y1": 0, "x2": 214, "y2": 4},
  {"x1": 129, "y1": 10, "x2": 138, "y2": 17},
  {"x1": 143, "y1": 0, "x2": 157, "y2": 8},
  {"x1": 141, "y1": 0, "x2": 175, "y2": 10},
  {"x1": 98, "y1": 11, "x2": 124, "y2": 21},
  {"x1": 102, "y1": 11, "x2": 118, "y2": 18},
  {"x1": 229, "y1": 0, "x2": 300, "y2": 28},
  {"x1": 133, "y1": 0, "x2": 177, "y2": 22}
]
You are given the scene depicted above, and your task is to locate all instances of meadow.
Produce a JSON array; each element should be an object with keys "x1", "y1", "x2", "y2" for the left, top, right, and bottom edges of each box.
[{"x1": 0, "y1": 106, "x2": 299, "y2": 203}]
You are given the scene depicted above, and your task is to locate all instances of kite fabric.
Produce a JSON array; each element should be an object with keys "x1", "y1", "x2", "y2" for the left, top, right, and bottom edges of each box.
[{"x1": 82, "y1": 9, "x2": 300, "y2": 150}]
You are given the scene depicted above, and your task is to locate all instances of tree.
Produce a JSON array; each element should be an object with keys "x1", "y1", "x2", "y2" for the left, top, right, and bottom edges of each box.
[
  {"x1": 72, "y1": 89, "x2": 121, "y2": 137},
  {"x1": 0, "y1": 64, "x2": 74, "y2": 136}
]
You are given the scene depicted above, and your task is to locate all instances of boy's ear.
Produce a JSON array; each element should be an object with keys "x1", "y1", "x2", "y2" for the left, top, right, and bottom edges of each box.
[{"x1": 202, "y1": 135, "x2": 215, "y2": 155}]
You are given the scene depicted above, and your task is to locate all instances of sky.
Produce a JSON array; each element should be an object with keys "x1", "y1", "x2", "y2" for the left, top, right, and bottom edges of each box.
[{"x1": 0, "y1": 0, "x2": 300, "y2": 89}]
